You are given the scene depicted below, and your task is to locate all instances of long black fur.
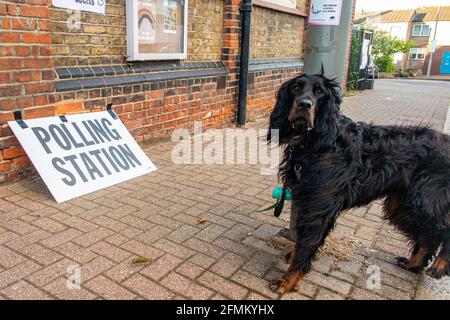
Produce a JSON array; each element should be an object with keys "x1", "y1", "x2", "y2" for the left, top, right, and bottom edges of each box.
[{"x1": 268, "y1": 73, "x2": 450, "y2": 291}]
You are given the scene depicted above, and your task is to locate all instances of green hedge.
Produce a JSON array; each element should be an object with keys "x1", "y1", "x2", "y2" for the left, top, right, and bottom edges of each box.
[{"x1": 374, "y1": 55, "x2": 394, "y2": 73}]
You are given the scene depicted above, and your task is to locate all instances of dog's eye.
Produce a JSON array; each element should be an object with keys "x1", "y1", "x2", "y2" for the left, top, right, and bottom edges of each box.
[
  {"x1": 314, "y1": 88, "x2": 323, "y2": 95},
  {"x1": 292, "y1": 85, "x2": 302, "y2": 93}
]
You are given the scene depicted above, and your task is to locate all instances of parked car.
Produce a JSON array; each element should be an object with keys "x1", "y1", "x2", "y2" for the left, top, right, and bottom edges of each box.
[{"x1": 368, "y1": 59, "x2": 379, "y2": 79}]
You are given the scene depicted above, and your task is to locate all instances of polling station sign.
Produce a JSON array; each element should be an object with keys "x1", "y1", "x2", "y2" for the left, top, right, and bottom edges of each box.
[
  {"x1": 8, "y1": 111, "x2": 157, "y2": 203},
  {"x1": 308, "y1": 0, "x2": 343, "y2": 26},
  {"x1": 52, "y1": 0, "x2": 106, "y2": 14}
]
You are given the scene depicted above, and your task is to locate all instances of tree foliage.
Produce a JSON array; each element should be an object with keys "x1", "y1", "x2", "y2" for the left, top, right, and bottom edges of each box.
[{"x1": 372, "y1": 30, "x2": 414, "y2": 72}]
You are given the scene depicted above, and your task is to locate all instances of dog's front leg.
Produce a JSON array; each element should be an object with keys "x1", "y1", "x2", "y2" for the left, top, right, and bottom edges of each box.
[{"x1": 271, "y1": 206, "x2": 336, "y2": 294}]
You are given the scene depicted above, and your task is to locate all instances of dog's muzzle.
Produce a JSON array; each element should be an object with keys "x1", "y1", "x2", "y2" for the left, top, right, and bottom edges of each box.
[
  {"x1": 297, "y1": 99, "x2": 313, "y2": 110},
  {"x1": 289, "y1": 98, "x2": 315, "y2": 132}
]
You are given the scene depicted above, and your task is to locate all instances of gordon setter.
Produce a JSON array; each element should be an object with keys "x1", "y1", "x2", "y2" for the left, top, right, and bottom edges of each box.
[{"x1": 267, "y1": 72, "x2": 450, "y2": 293}]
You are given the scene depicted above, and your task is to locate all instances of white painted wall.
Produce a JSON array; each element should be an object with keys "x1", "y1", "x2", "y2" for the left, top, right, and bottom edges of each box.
[
  {"x1": 434, "y1": 21, "x2": 450, "y2": 45},
  {"x1": 393, "y1": 52, "x2": 404, "y2": 64},
  {"x1": 370, "y1": 22, "x2": 409, "y2": 40},
  {"x1": 369, "y1": 22, "x2": 409, "y2": 64}
]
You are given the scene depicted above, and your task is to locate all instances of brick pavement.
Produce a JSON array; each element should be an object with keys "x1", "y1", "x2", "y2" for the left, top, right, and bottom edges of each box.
[{"x1": 0, "y1": 79, "x2": 449, "y2": 300}]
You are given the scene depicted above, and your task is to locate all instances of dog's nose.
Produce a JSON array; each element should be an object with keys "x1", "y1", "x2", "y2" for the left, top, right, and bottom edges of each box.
[{"x1": 298, "y1": 99, "x2": 313, "y2": 110}]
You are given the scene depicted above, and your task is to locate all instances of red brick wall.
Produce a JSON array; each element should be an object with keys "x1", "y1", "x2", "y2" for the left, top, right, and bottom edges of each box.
[
  {"x1": 0, "y1": 0, "x2": 55, "y2": 182},
  {"x1": 248, "y1": 0, "x2": 308, "y2": 121},
  {"x1": 422, "y1": 46, "x2": 450, "y2": 75},
  {"x1": 0, "y1": 0, "x2": 306, "y2": 182},
  {"x1": 250, "y1": 1, "x2": 307, "y2": 59},
  {"x1": 247, "y1": 68, "x2": 302, "y2": 121}
]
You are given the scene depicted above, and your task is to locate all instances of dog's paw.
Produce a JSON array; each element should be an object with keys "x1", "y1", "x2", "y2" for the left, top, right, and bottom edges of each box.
[
  {"x1": 425, "y1": 267, "x2": 446, "y2": 279},
  {"x1": 269, "y1": 279, "x2": 285, "y2": 294},
  {"x1": 269, "y1": 279, "x2": 299, "y2": 294},
  {"x1": 425, "y1": 258, "x2": 449, "y2": 279},
  {"x1": 395, "y1": 256, "x2": 409, "y2": 267},
  {"x1": 269, "y1": 271, "x2": 301, "y2": 294},
  {"x1": 395, "y1": 256, "x2": 424, "y2": 274}
]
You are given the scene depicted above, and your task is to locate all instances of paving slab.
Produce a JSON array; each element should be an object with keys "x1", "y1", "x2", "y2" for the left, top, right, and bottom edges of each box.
[{"x1": 0, "y1": 79, "x2": 449, "y2": 299}]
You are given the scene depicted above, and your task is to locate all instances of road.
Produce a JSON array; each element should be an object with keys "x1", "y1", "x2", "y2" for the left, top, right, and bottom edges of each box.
[{"x1": 342, "y1": 79, "x2": 450, "y2": 132}]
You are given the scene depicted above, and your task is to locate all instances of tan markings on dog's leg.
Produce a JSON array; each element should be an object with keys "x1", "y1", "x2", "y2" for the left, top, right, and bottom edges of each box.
[
  {"x1": 406, "y1": 247, "x2": 428, "y2": 268},
  {"x1": 277, "y1": 271, "x2": 303, "y2": 294},
  {"x1": 430, "y1": 256, "x2": 447, "y2": 273},
  {"x1": 287, "y1": 248, "x2": 296, "y2": 264}
]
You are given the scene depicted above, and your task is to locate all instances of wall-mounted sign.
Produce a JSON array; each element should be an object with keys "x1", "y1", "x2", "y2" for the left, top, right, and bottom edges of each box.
[
  {"x1": 52, "y1": 0, "x2": 106, "y2": 14},
  {"x1": 308, "y1": 0, "x2": 343, "y2": 26},
  {"x1": 359, "y1": 39, "x2": 370, "y2": 70},
  {"x1": 430, "y1": 40, "x2": 437, "y2": 53},
  {"x1": 9, "y1": 111, "x2": 157, "y2": 203},
  {"x1": 126, "y1": 0, "x2": 188, "y2": 61}
]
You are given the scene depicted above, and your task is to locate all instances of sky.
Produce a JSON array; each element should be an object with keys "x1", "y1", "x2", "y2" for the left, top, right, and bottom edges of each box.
[{"x1": 356, "y1": 0, "x2": 450, "y2": 12}]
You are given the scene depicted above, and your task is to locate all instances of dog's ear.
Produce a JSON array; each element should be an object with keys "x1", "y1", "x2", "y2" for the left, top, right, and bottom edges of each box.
[
  {"x1": 313, "y1": 79, "x2": 341, "y2": 150},
  {"x1": 267, "y1": 77, "x2": 297, "y2": 143}
]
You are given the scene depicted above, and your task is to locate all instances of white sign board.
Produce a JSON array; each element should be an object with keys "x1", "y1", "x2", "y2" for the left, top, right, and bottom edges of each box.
[
  {"x1": 308, "y1": 0, "x2": 343, "y2": 26},
  {"x1": 360, "y1": 39, "x2": 370, "y2": 69},
  {"x1": 430, "y1": 40, "x2": 437, "y2": 53},
  {"x1": 9, "y1": 111, "x2": 157, "y2": 203},
  {"x1": 52, "y1": 0, "x2": 106, "y2": 14},
  {"x1": 262, "y1": 0, "x2": 296, "y2": 9}
]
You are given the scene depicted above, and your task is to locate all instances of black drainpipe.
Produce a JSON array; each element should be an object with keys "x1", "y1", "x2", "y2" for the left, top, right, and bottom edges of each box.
[{"x1": 237, "y1": 0, "x2": 252, "y2": 126}]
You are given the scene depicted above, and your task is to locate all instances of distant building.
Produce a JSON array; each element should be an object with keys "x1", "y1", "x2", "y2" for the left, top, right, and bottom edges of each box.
[{"x1": 355, "y1": 6, "x2": 450, "y2": 75}]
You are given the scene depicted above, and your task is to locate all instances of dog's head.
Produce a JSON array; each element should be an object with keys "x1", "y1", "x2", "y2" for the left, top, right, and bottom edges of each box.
[{"x1": 268, "y1": 73, "x2": 342, "y2": 144}]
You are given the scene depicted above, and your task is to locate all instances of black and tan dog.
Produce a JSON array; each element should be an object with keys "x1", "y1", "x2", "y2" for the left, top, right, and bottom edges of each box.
[{"x1": 267, "y1": 72, "x2": 450, "y2": 293}]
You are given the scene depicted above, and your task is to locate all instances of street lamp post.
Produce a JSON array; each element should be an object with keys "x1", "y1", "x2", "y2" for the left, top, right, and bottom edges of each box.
[
  {"x1": 302, "y1": 0, "x2": 355, "y2": 88},
  {"x1": 427, "y1": 6, "x2": 441, "y2": 78}
]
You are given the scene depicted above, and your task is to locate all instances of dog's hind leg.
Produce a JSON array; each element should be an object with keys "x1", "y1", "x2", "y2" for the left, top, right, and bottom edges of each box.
[
  {"x1": 396, "y1": 242, "x2": 436, "y2": 273},
  {"x1": 426, "y1": 238, "x2": 450, "y2": 279},
  {"x1": 384, "y1": 194, "x2": 437, "y2": 273}
]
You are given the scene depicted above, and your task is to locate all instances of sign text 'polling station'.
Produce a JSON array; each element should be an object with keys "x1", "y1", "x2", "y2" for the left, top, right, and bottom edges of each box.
[{"x1": 9, "y1": 111, "x2": 156, "y2": 203}]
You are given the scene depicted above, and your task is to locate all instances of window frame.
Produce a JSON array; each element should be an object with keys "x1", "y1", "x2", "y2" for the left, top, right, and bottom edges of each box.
[
  {"x1": 126, "y1": 0, "x2": 189, "y2": 61},
  {"x1": 412, "y1": 23, "x2": 430, "y2": 37},
  {"x1": 389, "y1": 26, "x2": 401, "y2": 38},
  {"x1": 409, "y1": 48, "x2": 426, "y2": 60}
]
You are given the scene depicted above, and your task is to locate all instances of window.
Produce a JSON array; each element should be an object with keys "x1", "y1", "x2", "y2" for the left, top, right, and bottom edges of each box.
[
  {"x1": 126, "y1": 0, "x2": 188, "y2": 61},
  {"x1": 412, "y1": 24, "x2": 430, "y2": 36},
  {"x1": 389, "y1": 26, "x2": 402, "y2": 38},
  {"x1": 409, "y1": 48, "x2": 427, "y2": 60}
]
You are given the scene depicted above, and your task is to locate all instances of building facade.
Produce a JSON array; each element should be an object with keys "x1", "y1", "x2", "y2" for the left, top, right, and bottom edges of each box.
[
  {"x1": 0, "y1": 0, "x2": 310, "y2": 182},
  {"x1": 355, "y1": 6, "x2": 450, "y2": 75}
]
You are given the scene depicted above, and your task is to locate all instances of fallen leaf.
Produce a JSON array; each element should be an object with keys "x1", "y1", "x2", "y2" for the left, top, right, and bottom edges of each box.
[
  {"x1": 197, "y1": 217, "x2": 207, "y2": 225},
  {"x1": 131, "y1": 257, "x2": 153, "y2": 264}
]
